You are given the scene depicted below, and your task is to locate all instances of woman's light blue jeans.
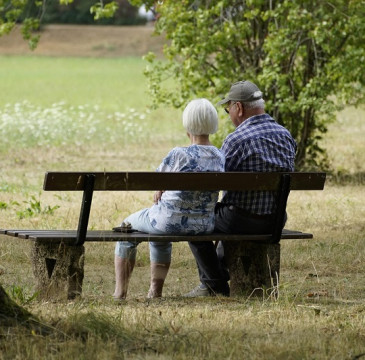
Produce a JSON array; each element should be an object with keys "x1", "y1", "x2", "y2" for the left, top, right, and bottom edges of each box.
[{"x1": 114, "y1": 208, "x2": 172, "y2": 263}]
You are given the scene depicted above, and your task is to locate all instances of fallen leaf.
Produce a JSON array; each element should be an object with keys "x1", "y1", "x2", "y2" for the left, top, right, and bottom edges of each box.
[{"x1": 307, "y1": 290, "x2": 328, "y2": 297}]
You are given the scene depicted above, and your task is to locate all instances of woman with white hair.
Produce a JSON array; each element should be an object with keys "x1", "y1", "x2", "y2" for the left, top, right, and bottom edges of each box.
[{"x1": 113, "y1": 98, "x2": 225, "y2": 300}]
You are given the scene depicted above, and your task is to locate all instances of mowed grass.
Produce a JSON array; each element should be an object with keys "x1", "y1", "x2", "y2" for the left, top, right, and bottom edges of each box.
[
  {"x1": 0, "y1": 55, "x2": 365, "y2": 359},
  {"x1": 0, "y1": 56, "x2": 149, "y2": 110}
]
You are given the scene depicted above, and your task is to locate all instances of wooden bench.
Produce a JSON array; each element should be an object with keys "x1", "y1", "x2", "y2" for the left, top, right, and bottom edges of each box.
[{"x1": 1, "y1": 171, "x2": 326, "y2": 300}]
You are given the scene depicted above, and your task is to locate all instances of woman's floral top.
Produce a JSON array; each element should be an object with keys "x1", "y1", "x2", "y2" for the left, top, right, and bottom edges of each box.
[{"x1": 148, "y1": 145, "x2": 225, "y2": 234}]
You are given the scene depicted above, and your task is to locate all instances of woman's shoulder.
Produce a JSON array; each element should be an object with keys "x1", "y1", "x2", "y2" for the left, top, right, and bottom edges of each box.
[
  {"x1": 163, "y1": 146, "x2": 192, "y2": 158},
  {"x1": 165, "y1": 145, "x2": 224, "y2": 164}
]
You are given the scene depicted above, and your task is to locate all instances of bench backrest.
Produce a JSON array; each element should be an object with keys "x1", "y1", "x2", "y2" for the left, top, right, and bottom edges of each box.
[
  {"x1": 44, "y1": 172, "x2": 326, "y2": 191},
  {"x1": 43, "y1": 172, "x2": 326, "y2": 246}
]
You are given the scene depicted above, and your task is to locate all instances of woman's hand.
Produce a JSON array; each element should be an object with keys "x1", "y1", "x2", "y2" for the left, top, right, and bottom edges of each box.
[{"x1": 154, "y1": 190, "x2": 164, "y2": 204}]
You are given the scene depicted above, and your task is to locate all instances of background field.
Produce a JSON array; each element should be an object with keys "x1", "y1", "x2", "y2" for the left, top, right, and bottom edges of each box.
[
  {"x1": 0, "y1": 24, "x2": 165, "y2": 58},
  {"x1": 0, "y1": 25, "x2": 364, "y2": 360}
]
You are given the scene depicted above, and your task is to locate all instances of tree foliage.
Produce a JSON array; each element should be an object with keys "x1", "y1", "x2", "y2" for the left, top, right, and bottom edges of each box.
[
  {"x1": 34, "y1": 0, "x2": 143, "y2": 26},
  {"x1": 0, "y1": 0, "x2": 126, "y2": 49},
  {"x1": 0, "y1": 0, "x2": 42, "y2": 49},
  {"x1": 130, "y1": 0, "x2": 365, "y2": 169}
]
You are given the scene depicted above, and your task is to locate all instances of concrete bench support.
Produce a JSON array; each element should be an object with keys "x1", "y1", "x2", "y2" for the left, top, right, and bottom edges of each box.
[
  {"x1": 31, "y1": 240, "x2": 84, "y2": 300},
  {"x1": 225, "y1": 242, "x2": 280, "y2": 297}
]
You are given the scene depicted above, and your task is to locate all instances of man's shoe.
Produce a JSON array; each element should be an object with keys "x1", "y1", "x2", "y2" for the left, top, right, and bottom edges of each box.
[{"x1": 183, "y1": 284, "x2": 211, "y2": 297}]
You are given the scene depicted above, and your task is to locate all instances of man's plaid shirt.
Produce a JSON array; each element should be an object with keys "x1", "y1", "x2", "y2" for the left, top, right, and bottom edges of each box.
[{"x1": 220, "y1": 113, "x2": 297, "y2": 215}]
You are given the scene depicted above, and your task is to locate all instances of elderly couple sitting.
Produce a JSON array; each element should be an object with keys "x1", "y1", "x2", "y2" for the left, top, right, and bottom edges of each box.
[{"x1": 113, "y1": 80, "x2": 297, "y2": 300}]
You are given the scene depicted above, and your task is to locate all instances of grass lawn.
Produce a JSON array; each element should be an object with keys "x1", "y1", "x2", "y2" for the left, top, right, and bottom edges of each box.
[
  {"x1": 1, "y1": 56, "x2": 157, "y2": 110},
  {"x1": 0, "y1": 55, "x2": 364, "y2": 359}
]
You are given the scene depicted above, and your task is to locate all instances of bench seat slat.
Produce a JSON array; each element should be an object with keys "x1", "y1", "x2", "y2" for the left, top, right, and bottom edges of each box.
[
  {"x1": 4, "y1": 230, "x2": 77, "y2": 237},
  {"x1": 1, "y1": 229, "x2": 313, "y2": 243}
]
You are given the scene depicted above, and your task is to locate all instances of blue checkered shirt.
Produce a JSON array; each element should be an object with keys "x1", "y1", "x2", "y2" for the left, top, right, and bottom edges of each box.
[{"x1": 220, "y1": 113, "x2": 297, "y2": 215}]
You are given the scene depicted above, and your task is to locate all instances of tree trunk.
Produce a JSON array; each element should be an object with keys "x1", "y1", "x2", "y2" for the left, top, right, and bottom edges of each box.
[{"x1": 0, "y1": 284, "x2": 50, "y2": 334}]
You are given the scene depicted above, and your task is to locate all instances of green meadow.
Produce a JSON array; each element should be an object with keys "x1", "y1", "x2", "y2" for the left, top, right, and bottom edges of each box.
[
  {"x1": 0, "y1": 55, "x2": 364, "y2": 359},
  {"x1": 1, "y1": 56, "x2": 148, "y2": 109}
]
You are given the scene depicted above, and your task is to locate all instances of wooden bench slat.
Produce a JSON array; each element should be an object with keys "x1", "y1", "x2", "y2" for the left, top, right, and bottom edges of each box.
[
  {"x1": 43, "y1": 172, "x2": 326, "y2": 191},
  {"x1": 1, "y1": 229, "x2": 313, "y2": 242}
]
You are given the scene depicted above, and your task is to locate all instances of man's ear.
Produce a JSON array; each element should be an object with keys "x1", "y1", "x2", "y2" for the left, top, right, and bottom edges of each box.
[{"x1": 236, "y1": 102, "x2": 244, "y2": 117}]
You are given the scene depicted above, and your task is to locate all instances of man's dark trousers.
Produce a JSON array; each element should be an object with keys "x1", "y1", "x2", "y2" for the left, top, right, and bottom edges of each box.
[{"x1": 188, "y1": 203, "x2": 277, "y2": 295}]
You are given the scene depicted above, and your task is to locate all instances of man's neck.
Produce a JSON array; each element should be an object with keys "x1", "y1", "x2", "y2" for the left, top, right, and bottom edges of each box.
[{"x1": 243, "y1": 108, "x2": 265, "y2": 121}]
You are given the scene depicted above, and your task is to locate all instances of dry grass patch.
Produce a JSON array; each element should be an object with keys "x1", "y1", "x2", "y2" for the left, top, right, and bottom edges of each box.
[
  {"x1": 0, "y1": 24, "x2": 165, "y2": 58},
  {"x1": 1, "y1": 299, "x2": 364, "y2": 359}
]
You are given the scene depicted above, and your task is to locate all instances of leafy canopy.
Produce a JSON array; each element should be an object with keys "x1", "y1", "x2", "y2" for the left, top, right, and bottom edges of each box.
[
  {"x1": 130, "y1": 0, "x2": 365, "y2": 169},
  {"x1": 0, "y1": 0, "x2": 119, "y2": 49}
]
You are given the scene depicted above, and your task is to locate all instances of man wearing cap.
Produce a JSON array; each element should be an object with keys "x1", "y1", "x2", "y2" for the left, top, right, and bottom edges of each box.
[{"x1": 185, "y1": 80, "x2": 297, "y2": 297}]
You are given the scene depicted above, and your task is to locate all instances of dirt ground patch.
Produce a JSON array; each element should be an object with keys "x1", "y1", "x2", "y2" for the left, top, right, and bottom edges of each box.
[{"x1": 0, "y1": 24, "x2": 165, "y2": 58}]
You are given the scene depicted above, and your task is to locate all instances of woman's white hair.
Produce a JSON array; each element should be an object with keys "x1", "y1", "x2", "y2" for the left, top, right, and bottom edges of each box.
[{"x1": 182, "y1": 98, "x2": 218, "y2": 135}]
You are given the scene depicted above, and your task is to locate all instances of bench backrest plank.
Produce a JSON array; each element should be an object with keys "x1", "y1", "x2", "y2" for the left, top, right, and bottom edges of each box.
[{"x1": 44, "y1": 172, "x2": 326, "y2": 191}]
